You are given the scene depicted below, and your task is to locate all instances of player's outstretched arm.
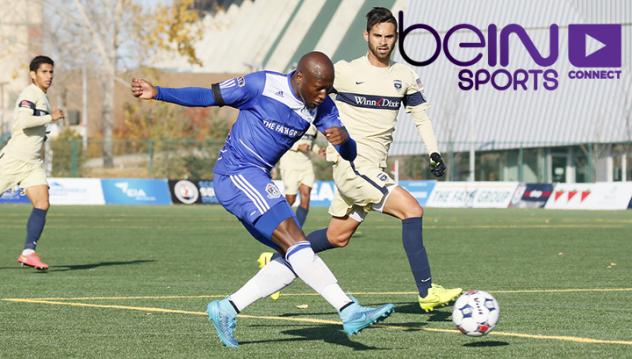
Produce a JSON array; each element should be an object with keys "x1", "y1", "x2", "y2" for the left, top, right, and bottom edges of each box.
[
  {"x1": 324, "y1": 127, "x2": 356, "y2": 162},
  {"x1": 130, "y1": 78, "x2": 215, "y2": 107}
]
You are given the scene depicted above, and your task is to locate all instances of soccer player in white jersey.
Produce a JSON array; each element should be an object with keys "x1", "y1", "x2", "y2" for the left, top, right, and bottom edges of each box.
[
  {"x1": 258, "y1": 8, "x2": 461, "y2": 312},
  {"x1": 0, "y1": 56, "x2": 64, "y2": 270}
]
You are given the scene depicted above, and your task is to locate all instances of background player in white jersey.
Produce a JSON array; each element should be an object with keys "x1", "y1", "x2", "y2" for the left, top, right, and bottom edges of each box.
[
  {"x1": 0, "y1": 56, "x2": 64, "y2": 270},
  {"x1": 258, "y1": 7, "x2": 461, "y2": 312},
  {"x1": 278, "y1": 124, "x2": 322, "y2": 227}
]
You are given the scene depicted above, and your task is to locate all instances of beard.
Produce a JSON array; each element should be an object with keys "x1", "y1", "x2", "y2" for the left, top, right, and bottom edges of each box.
[{"x1": 369, "y1": 43, "x2": 393, "y2": 61}]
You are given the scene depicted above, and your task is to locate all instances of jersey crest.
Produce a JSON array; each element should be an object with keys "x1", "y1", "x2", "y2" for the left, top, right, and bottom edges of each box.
[{"x1": 19, "y1": 100, "x2": 35, "y2": 110}]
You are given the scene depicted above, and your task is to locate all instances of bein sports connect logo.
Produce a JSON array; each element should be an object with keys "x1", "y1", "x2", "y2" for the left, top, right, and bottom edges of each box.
[{"x1": 398, "y1": 12, "x2": 622, "y2": 91}]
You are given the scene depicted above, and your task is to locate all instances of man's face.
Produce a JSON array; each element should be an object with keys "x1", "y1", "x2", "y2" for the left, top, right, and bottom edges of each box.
[
  {"x1": 297, "y1": 70, "x2": 333, "y2": 109},
  {"x1": 30, "y1": 63, "x2": 54, "y2": 92},
  {"x1": 365, "y1": 22, "x2": 397, "y2": 61}
]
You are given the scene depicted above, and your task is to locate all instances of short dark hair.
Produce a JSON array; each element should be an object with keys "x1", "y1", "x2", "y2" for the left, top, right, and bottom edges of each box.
[
  {"x1": 29, "y1": 55, "x2": 54, "y2": 72},
  {"x1": 366, "y1": 7, "x2": 397, "y2": 32}
]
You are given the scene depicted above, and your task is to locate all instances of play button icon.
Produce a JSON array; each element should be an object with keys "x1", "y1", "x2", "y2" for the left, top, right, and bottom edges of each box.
[
  {"x1": 585, "y1": 33, "x2": 607, "y2": 58},
  {"x1": 569, "y1": 24, "x2": 621, "y2": 67}
]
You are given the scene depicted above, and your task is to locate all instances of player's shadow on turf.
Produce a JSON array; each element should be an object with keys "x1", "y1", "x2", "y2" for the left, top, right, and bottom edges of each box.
[
  {"x1": 278, "y1": 311, "x2": 332, "y2": 317},
  {"x1": 464, "y1": 340, "x2": 509, "y2": 347},
  {"x1": 49, "y1": 259, "x2": 156, "y2": 271},
  {"x1": 394, "y1": 302, "x2": 453, "y2": 322},
  {"x1": 242, "y1": 324, "x2": 389, "y2": 351}
]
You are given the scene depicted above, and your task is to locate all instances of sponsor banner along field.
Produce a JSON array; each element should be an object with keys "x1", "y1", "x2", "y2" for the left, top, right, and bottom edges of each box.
[
  {"x1": 0, "y1": 187, "x2": 29, "y2": 204},
  {"x1": 2, "y1": 179, "x2": 631, "y2": 210},
  {"x1": 101, "y1": 179, "x2": 172, "y2": 205},
  {"x1": 48, "y1": 178, "x2": 105, "y2": 205},
  {"x1": 426, "y1": 182, "x2": 519, "y2": 208},
  {"x1": 510, "y1": 183, "x2": 554, "y2": 208},
  {"x1": 168, "y1": 179, "x2": 218, "y2": 205},
  {"x1": 545, "y1": 182, "x2": 632, "y2": 210}
]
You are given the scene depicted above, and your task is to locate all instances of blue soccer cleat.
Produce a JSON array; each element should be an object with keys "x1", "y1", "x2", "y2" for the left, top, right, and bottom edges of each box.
[
  {"x1": 340, "y1": 300, "x2": 395, "y2": 336},
  {"x1": 207, "y1": 298, "x2": 239, "y2": 348}
]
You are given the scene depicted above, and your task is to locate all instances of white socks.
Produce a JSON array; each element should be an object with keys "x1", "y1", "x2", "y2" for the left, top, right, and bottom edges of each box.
[
  {"x1": 230, "y1": 256, "x2": 296, "y2": 311},
  {"x1": 22, "y1": 249, "x2": 35, "y2": 256},
  {"x1": 229, "y1": 242, "x2": 352, "y2": 312},
  {"x1": 284, "y1": 241, "x2": 351, "y2": 310}
]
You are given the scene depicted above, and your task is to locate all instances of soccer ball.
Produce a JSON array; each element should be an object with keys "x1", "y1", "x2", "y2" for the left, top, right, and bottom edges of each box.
[{"x1": 452, "y1": 290, "x2": 500, "y2": 336}]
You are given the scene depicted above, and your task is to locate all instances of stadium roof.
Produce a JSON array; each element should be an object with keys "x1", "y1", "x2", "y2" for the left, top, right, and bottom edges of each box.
[{"x1": 152, "y1": 0, "x2": 408, "y2": 73}]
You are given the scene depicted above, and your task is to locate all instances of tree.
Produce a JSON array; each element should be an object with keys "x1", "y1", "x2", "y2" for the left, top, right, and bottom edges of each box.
[
  {"x1": 118, "y1": 95, "x2": 230, "y2": 178},
  {"x1": 51, "y1": 127, "x2": 84, "y2": 177},
  {"x1": 43, "y1": 0, "x2": 203, "y2": 168}
]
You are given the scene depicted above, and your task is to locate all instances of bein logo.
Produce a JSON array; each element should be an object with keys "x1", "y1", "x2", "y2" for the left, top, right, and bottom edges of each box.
[{"x1": 398, "y1": 12, "x2": 622, "y2": 91}]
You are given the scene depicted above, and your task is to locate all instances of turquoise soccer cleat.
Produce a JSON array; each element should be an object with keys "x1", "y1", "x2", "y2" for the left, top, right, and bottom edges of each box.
[
  {"x1": 207, "y1": 298, "x2": 239, "y2": 348},
  {"x1": 340, "y1": 301, "x2": 395, "y2": 336}
]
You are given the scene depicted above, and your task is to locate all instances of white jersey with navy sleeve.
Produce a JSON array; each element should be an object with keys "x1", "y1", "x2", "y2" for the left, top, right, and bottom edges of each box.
[
  {"x1": 212, "y1": 71, "x2": 343, "y2": 175},
  {"x1": 326, "y1": 55, "x2": 438, "y2": 168},
  {"x1": 1, "y1": 84, "x2": 52, "y2": 162}
]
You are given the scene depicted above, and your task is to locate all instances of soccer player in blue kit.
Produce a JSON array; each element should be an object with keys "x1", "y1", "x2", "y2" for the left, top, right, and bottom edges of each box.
[{"x1": 131, "y1": 52, "x2": 395, "y2": 348}]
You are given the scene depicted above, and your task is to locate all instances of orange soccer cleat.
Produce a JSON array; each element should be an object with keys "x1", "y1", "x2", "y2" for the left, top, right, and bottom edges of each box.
[{"x1": 17, "y1": 252, "x2": 49, "y2": 270}]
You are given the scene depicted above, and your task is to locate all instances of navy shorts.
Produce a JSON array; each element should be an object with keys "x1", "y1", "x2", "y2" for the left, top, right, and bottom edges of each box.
[{"x1": 214, "y1": 168, "x2": 296, "y2": 250}]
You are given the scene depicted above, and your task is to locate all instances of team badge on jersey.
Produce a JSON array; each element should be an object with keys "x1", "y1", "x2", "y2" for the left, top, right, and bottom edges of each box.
[
  {"x1": 265, "y1": 183, "x2": 281, "y2": 199},
  {"x1": 393, "y1": 80, "x2": 402, "y2": 89},
  {"x1": 19, "y1": 100, "x2": 35, "y2": 109}
]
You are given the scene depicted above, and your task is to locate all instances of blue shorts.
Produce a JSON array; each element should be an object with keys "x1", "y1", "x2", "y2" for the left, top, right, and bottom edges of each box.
[{"x1": 214, "y1": 168, "x2": 297, "y2": 250}]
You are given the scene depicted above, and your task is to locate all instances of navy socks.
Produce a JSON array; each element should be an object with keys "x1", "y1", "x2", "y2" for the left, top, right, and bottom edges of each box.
[
  {"x1": 306, "y1": 228, "x2": 335, "y2": 253},
  {"x1": 402, "y1": 217, "x2": 432, "y2": 297},
  {"x1": 24, "y1": 208, "x2": 47, "y2": 250},
  {"x1": 296, "y1": 206, "x2": 308, "y2": 227}
]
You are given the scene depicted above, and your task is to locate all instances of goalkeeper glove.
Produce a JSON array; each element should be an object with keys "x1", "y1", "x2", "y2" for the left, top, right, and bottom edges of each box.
[{"x1": 429, "y1": 152, "x2": 446, "y2": 177}]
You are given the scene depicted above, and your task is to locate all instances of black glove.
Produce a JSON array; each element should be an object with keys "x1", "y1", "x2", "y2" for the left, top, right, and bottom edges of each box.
[{"x1": 429, "y1": 152, "x2": 446, "y2": 177}]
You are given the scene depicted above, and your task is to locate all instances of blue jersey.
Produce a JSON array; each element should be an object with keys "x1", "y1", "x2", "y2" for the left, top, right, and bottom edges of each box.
[
  {"x1": 212, "y1": 71, "x2": 343, "y2": 175},
  {"x1": 153, "y1": 70, "x2": 355, "y2": 245}
]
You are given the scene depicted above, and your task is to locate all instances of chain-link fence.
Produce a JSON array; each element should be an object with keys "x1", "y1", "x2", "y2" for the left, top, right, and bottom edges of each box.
[
  {"x1": 47, "y1": 138, "x2": 224, "y2": 179},
  {"x1": 42, "y1": 138, "x2": 632, "y2": 183}
]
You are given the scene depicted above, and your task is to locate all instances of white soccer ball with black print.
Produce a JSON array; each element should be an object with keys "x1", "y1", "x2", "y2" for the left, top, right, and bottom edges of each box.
[{"x1": 452, "y1": 290, "x2": 499, "y2": 336}]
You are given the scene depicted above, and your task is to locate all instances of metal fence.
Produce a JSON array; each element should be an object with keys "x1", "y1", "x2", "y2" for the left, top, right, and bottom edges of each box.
[
  {"x1": 2, "y1": 137, "x2": 630, "y2": 183},
  {"x1": 46, "y1": 139, "x2": 225, "y2": 179}
]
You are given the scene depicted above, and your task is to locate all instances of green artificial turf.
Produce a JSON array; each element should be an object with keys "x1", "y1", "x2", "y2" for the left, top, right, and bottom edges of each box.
[{"x1": 1, "y1": 205, "x2": 630, "y2": 358}]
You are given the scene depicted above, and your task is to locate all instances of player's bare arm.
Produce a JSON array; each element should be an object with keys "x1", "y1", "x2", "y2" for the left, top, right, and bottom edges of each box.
[{"x1": 131, "y1": 78, "x2": 158, "y2": 100}]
